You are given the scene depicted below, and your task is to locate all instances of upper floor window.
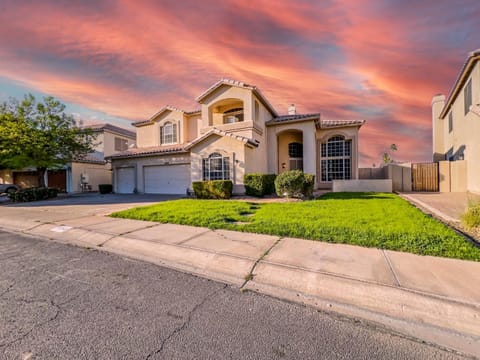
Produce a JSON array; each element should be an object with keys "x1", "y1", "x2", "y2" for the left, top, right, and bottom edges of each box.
[
  {"x1": 114, "y1": 137, "x2": 128, "y2": 151},
  {"x1": 202, "y1": 152, "x2": 230, "y2": 180},
  {"x1": 464, "y1": 78, "x2": 472, "y2": 115},
  {"x1": 161, "y1": 121, "x2": 177, "y2": 145},
  {"x1": 223, "y1": 108, "x2": 244, "y2": 124},
  {"x1": 448, "y1": 112, "x2": 453, "y2": 133}
]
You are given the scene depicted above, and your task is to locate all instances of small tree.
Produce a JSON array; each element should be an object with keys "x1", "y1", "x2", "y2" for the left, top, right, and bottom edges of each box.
[
  {"x1": 382, "y1": 143, "x2": 398, "y2": 164},
  {"x1": 0, "y1": 94, "x2": 97, "y2": 187}
]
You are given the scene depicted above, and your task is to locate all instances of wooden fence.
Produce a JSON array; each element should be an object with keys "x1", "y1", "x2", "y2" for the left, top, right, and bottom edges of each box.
[{"x1": 411, "y1": 162, "x2": 439, "y2": 192}]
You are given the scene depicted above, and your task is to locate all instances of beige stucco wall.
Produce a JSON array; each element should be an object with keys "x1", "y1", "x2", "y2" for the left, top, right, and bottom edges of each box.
[
  {"x1": 71, "y1": 162, "x2": 112, "y2": 192},
  {"x1": 111, "y1": 153, "x2": 191, "y2": 193},
  {"x1": 332, "y1": 179, "x2": 392, "y2": 192},
  {"x1": 435, "y1": 61, "x2": 480, "y2": 193},
  {"x1": 438, "y1": 160, "x2": 451, "y2": 192},
  {"x1": 102, "y1": 130, "x2": 136, "y2": 157},
  {"x1": 185, "y1": 114, "x2": 201, "y2": 142},
  {"x1": 431, "y1": 95, "x2": 445, "y2": 162},
  {"x1": 190, "y1": 135, "x2": 247, "y2": 194}
]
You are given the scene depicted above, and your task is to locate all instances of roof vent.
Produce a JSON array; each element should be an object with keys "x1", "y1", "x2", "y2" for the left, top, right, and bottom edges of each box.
[{"x1": 288, "y1": 104, "x2": 296, "y2": 115}]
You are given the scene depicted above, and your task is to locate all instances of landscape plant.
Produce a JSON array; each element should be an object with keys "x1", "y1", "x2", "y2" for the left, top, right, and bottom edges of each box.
[{"x1": 0, "y1": 94, "x2": 97, "y2": 187}]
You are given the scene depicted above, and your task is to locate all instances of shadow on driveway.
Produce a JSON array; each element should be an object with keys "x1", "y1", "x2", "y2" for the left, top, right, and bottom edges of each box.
[{"x1": 3, "y1": 193, "x2": 184, "y2": 208}]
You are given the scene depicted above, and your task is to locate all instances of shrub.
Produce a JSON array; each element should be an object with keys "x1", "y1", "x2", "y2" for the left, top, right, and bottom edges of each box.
[
  {"x1": 274, "y1": 170, "x2": 315, "y2": 198},
  {"x1": 243, "y1": 173, "x2": 277, "y2": 197},
  {"x1": 462, "y1": 202, "x2": 480, "y2": 229},
  {"x1": 192, "y1": 180, "x2": 233, "y2": 199},
  {"x1": 99, "y1": 184, "x2": 113, "y2": 194},
  {"x1": 8, "y1": 187, "x2": 58, "y2": 202}
]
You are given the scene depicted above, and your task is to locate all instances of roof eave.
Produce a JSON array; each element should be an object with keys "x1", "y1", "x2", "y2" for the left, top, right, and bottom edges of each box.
[
  {"x1": 107, "y1": 149, "x2": 189, "y2": 160},
  {"x1": 439, "y1": 50, "x2": 480, "y2": 119},
  {"x1": 265, "y1": 116, "x2": 319, "y2": 126}
]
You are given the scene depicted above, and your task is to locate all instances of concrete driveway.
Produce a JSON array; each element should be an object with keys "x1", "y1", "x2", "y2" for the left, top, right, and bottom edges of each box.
[{"x1": 1, "y1": 193, "x2": 182, "y2": 218}]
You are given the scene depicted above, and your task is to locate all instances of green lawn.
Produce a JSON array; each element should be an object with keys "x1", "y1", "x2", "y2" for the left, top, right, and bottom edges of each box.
[{"x1": 111, "y1": 192, "x2": 480, "y2": 261}]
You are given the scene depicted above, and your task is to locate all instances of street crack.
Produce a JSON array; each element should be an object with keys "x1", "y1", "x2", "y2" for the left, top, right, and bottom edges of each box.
[{"x1": 144, "y1": 284, "x2": 227, "y2": 359}]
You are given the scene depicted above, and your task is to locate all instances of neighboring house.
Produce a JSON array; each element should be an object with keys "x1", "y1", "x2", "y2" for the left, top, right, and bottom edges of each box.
[
  {"x1": 108, "y1": 79, "x2": 365, "y2": 195},
  {"x1": 0, "y1": 123, "x2": 136, "y2": 192},
  {"x1": 432, "y1": 49, "x2": 480, "y2": 193}
]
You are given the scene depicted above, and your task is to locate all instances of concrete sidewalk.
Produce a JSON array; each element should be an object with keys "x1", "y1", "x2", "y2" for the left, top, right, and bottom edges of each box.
[{"x1": 0, "y1": 201, "x2": 479, "y2": 357}]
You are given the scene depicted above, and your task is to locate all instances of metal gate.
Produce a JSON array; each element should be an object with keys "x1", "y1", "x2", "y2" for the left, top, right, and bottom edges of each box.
[{"x1": 412, "y1": 162, "x2": 439, "y2": 192}]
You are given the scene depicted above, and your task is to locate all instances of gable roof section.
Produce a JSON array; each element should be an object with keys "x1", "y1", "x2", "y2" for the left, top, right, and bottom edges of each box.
[
  {"x1": 439, "y1": 49, "x2": 480, "y2": 119},
  {"x1": 185, "y1": 127, "x2": 259, "y2": 150},
  {"x1": 266, "y1": 113, "x2": 320, "y2": 126},
  {"x1": 106, "y1": 144, "x2": 188, "y2": 160},
  {"x1": 320, "y1": 119, "x2": 365, "y2": 128},
  {"x1": 133, "y1": 105, "x2": 197, "y2": 127},
  {"x1": 196, "y1": 79, "x2": 279, "y2": 117},
  {"x1": 83, "y1": 123, "x2": 136, "y2": 139}
]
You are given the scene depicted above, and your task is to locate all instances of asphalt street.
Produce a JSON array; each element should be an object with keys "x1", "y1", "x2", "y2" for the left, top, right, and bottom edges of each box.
[{"x1": 0, "y1": 231, "x2": 466, "y2": 360}]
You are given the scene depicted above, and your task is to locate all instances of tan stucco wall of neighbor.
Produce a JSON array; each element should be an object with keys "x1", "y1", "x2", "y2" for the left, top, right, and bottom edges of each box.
[
  {"x1": 71, "y1": 163, "x2": 112, "y2": 192},
  {"x1": 316, "y1": 127, "x2": 360, "y2": 189},
  {"x1": 111, "y1": 154, "x2": 191, "y2": 193},
  {"x1": 102, "y1": 131, "x2": 136, "y2": 157},
  {"x1": 432, "y1": 95, "x2": 445, "y2": 162},
  {"x1": 434, "y1": 61, "x2": 480, "y2": 194},
  {"x1": 332, "y1": 179, "x2": 392, "y2": 192},
  {"x1": 190, "y1": 135, "x2": 246, "y2": 194}
]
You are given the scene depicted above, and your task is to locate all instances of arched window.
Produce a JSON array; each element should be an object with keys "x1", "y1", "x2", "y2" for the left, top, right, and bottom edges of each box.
[
  {"x1": 223, "y1": 108, "x2": 244, "y2": 124},
  {"x1": 288, "y1": 142, "x2": 303, "y2": 171},
  {"x1": 161, "y1": 122, "x2": 177, "y2": 145},
  {"x1": 321, "y1": 136, "x2": 351, "y2": 181},
  {"x1": 202, "y1": 153, "x2": 230, "y2": 180}
]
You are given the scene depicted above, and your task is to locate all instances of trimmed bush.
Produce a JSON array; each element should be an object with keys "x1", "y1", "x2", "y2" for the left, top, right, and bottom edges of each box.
[
  {"x1": 192, "y1": 180, "x2": 233, "y2": 199},
  {"x1": 243, "y1": 173, "x2": 277, "y2": 197},
  {"x1": 274, "y1": 170, "x2": 315, "y2": 198},
  {"x1": 99, "y1": 184, "x2": 113, "y2": 194},
  {"x1": 462, "y1": 202, "x2": 480, "y2": 229},
  {"x1": 8, "y1": 187, "x2": 58, "y2": 202}
]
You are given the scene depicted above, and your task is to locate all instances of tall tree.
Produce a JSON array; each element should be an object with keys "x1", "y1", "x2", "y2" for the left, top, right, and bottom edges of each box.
[{"x1": 0, "y1": 94, "x2": 97, "y2": 187}]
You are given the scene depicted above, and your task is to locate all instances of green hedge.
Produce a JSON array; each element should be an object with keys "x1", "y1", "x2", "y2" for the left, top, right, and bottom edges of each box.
[
  {"x1": 274, "y1": 170, "x2": 315, "y2": 198},
  {"x1": 192, "y1": 180, "x2": 233, "y2": 199},
  {"x1": 8, "y1": 187, "x2": 58, "y2": 202},
  {"x1": 243, "y1": 173, "x2": 277, "y2": 197},
  {"x1": 98, "y1": 184, "x2": 113, "y2": 194}
]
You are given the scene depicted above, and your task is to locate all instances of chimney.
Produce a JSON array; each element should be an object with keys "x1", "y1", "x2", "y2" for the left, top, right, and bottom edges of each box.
[{"x1": 288, "y1": 104, "x2": 296, "y2": 115}]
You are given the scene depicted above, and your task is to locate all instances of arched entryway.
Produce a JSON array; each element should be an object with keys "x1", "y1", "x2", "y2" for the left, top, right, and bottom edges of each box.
[{"x1": 277, "y1": 130, "x2": 303, "y2": 173}]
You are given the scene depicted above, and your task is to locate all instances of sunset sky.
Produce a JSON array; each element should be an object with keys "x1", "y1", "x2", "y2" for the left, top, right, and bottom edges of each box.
[{"x1": 0, "y1": 0, "x2": 479, "y2": 166}]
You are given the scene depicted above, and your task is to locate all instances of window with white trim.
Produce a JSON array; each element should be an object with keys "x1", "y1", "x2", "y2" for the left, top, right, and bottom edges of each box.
[
  {"x1": 202, "y1": 153, "x2": 230, "y2": 180},
  {"x1": 321, "y1": 136, "x2": 352, "y2": 181},
  {"x1": 161, "y1": 122, "x2": 177, "y2": 144}
]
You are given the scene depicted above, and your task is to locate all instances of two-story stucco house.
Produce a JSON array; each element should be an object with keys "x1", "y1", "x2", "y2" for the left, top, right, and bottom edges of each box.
[
  {"x1": 109, "y1": 79, "x2": 365, "y2": 194},
  {"x1": 0, "y1": 123, "x2": 136, "y2": 192},
  {"x1": 432, "y1": 49, "x2": 480, "y2": 193}
]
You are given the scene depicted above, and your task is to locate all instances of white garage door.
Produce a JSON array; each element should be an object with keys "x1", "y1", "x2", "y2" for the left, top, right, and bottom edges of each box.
[
  {"x1": 116, "y1": 167, "x2": 135, "y2": 194},
  {"x1": 144, "y1": 164, "x2": 191, "y2": 194}
]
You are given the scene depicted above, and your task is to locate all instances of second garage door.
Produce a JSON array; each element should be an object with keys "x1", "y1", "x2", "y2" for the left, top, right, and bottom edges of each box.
[{"x1": 144, "y1": 164, "x2": 191, "y2": 194}]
